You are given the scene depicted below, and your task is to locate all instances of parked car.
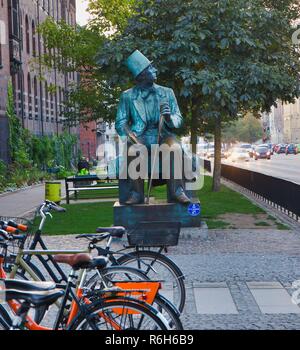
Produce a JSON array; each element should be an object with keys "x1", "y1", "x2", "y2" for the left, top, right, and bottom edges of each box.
[
  {"x1": 256, "y1": 143, "x2": 274, "y2": 155},
  {"x1": 240, "y1": 143, "x2": 252, "y2": 150},
  {"x1": 249, "y1": 145, "x2": 256, "y2": 158},
  {"x1": 275, "y1": 144, "x2": 287, "y2": 154},
  {"x1": 285, "y1": 144, "x2": 297, "y2": 155},
  {"x1": 230, "y1": 148, "x2": 250, "y2": 162},
  {"x1": 267, "y1": 143, "x2": 274, "y2": 155},
  {"x1": 254, "y1": 146, "x2": 271, "y2": 160},
  {"x1": 206, "y1": 147, "x2": 226, "y2": 159}
]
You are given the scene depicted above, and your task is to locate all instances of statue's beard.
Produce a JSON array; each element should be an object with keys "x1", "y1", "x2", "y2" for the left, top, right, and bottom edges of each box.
[{"x1": 136, "y1": 71, "x2": 157, "y2": 87}]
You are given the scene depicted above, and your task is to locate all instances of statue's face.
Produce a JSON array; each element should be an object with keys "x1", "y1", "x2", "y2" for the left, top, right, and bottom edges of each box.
[
  {"x1": 137, "y1": 65, "x2": 157, "y2": 84},
  {"x1": 147, "y1": 65, "x2": 158, "y2": 81}
]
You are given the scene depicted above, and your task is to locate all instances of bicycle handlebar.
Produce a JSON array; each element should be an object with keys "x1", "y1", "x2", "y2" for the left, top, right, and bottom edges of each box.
[
  {"x1": 7, "y1": 220, "x2": 28, "y2": 232},
  {"x1": 43, "y1": 201, "x2": 66, "y2": 213},
  {"x1": 0, "y1": 229, "x2": 10, "y2": 240},
  {"x1": 0, "y1": 229, "x2": 26, "y2": 241}
]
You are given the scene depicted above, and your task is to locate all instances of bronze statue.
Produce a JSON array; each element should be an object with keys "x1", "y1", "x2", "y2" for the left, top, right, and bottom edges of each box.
[{"x1": 116, "y1": 50, "x2": 192, "y2": 205}]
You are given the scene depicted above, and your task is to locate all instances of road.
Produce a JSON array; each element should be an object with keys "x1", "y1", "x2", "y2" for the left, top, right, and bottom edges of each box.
[{"x1": 221, "y1": 153, "x2": 300, "y2": 185}]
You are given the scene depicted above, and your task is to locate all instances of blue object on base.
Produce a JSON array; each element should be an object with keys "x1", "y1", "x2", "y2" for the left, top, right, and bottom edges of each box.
[{"x1": 188, "y1": 203, "x2": 201, "y2": 217}]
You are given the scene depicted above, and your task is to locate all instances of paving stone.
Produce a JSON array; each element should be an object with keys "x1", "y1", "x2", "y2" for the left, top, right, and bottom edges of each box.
[
  {"x1": 193, "y1": 286, "x2": 238, "y2": 314},
  {"x1": 249, "y1": 288, "x2": 300, "y2": 314},
  {"x1": 247, "y1": 281, "x2": 284, "y2": 289}
]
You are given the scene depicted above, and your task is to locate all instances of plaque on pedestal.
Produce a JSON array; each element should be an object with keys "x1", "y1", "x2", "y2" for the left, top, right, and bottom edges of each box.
[{"x1": 113, "y1": 200, "x2": 201, "y2": 229}]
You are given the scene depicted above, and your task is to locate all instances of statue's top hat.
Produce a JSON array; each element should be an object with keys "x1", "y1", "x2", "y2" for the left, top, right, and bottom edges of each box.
[{"x1": 125, "y1": 50, "x2": 152, "y2": 78}]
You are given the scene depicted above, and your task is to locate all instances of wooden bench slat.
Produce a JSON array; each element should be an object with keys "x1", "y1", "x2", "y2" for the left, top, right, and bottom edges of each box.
[{"x1": 68, "y1": 186, "x2": 118, "y2": 191}]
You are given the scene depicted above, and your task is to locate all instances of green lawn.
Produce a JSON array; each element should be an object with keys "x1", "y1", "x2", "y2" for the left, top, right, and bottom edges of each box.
[{"x1": 38, "y1": 176, "x2": 265, "y2": 235}]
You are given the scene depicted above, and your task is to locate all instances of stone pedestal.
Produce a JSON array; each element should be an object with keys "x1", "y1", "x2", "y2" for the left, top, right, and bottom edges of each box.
[{"x1": 113, "y1": 200, "x2": 201, "y2": 229}]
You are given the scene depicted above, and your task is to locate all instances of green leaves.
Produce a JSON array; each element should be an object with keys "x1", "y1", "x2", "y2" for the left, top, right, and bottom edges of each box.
[{"x1": 37, "y1": 0, "x2": 300, "y2": 133}]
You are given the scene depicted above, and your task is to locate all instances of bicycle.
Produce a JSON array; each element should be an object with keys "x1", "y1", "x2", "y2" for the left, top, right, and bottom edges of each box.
[
  {"x1": 0, "y1": 235, "x2": 170, "y2": 330},
  {"x1": 1, "y1": 200, "x2": 186, "y2": 313},
  {"x1": 0, "y1": 228, "x2": 182, "y2": 330}
]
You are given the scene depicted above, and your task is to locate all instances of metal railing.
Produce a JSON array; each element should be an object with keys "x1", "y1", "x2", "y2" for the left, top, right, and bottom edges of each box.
[{"x1": 204, "y1": 160, "x2": 300, "y2": 222}]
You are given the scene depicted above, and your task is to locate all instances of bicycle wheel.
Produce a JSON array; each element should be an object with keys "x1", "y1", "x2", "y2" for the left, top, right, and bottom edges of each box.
[
  {"x1": 117, "y1": 251, "x2": 186, "y2": 313},
  {"x1": 153, "y1": 294, "x2": 183, "y2": 330},
  {"x1": 84, "y1": 266, "x2": 182, "y2": 330},
  {"x1": 0, "y1": 304, "x2": 12, "y2": 330},
  {"x1": 69, "y1": 297, "x2": 169, "y2": 330}
]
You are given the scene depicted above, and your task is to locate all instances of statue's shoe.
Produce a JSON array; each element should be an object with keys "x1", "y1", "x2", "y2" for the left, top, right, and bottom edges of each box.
[
  {"x1": 124, "y1": 196, "x2": 142, "y2": 205},
  {"x1": 174, "y1": 192, "x2": 192, "y2": 204}
]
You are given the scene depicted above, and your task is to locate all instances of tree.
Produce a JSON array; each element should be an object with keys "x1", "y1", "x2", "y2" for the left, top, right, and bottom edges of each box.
[
  {"x1": 222, "y1": 114, "x2": 263, "y2": 144},
  {"x1": 87, "y1": 0, "x2": 139, "y2": 33},
  {"x1": 97, "y1": 0, "x2": 300, "y2": 191},
  {"x1": 39, "y1": 0, "x2": 300, "y2": 192}
]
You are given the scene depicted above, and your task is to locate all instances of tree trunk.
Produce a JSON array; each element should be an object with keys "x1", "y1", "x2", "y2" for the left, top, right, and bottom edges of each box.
[{"x1": 213, "y1": 116, "x2": 222, "y2": 192}]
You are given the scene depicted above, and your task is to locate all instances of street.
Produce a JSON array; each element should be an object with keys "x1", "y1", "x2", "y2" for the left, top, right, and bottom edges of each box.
[{"x1": 222, "y1": 153, "x2": 300, "y2": 185}]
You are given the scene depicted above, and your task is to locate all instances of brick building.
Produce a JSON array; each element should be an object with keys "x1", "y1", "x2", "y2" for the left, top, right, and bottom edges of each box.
[
  {"x1": 80, "y1": 121, "x2": 97, "y2": 161},
  {"x1": 0, "y1": 0, "x2": 78, "y2": 163},
  {"x1": 0, "y1": 0, "x2": 11, "y2": 162}
]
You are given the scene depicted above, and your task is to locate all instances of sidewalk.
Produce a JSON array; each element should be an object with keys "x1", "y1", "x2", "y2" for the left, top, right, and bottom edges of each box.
[
  {"x1": 0, "y1": 181, "x2": 66, "y2": 217},
  {"x1": 40, "y1": 228, "x2": 300, "y2": 330}
]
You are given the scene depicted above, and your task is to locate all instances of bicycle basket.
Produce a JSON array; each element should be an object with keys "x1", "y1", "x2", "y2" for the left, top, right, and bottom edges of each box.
[
  {"x1": 109, "y1": 281, "x2": 161, "y2": 315},
  {"x1": 0, "y1": 215, "x2": 38, "y2": 250},
  {"x1": 127, "y1": 221, "x2": 181, "y2": 247}
]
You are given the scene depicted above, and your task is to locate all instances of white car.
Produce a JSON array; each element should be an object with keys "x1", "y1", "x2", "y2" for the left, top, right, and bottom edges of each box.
[{"x1": 230, "y1": 148, "x2": 250, "y2": 162}]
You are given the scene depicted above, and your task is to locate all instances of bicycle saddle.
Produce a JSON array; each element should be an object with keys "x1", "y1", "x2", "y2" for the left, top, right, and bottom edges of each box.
[
  {"x1": 1, "y1": 279, "x2": 56, "y2": 292},
  {"x1": 53, "y1": 253, "x2": 108, "y2": 270},
  {"x1": 3, "y1": 289, "x2": 64, "y2": 307},
  {"x1": 96, "y1": 227, "x2": 126, "y2": 237}
]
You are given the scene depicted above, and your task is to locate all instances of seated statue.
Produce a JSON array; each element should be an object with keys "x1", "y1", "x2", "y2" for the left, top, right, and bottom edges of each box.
[{"x1": 116, "y1": 50, "x2": 193, "y2": 205}]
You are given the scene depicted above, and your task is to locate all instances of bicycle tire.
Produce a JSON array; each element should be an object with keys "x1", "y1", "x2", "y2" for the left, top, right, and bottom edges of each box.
[
  {"x1": 0, "y1": 304, "x2": 12, "y2": 330},
  {"x1": 116, "y1": 251, "x2": 186, "y2": 313},
  {"x1": 84, "y1": 266, "x2": 182, "y2": 330},
  {"x1": 153, "y1": 294, "x2": 183, "y2": 330},
  {"x1": 68, "y1": 297, "x2": 169, "y2": 330},
  {"x1": 14, "y1": 263, "x2": 48, "y2": 324}
]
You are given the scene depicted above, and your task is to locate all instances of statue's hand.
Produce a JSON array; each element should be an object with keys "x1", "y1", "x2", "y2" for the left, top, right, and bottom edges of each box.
[
  {"x1": 161, "y1": 104, "x2": 171, "y2": 122},
  {"x1": 128, "y1": 132, "x2": 141, "y2": 145}
]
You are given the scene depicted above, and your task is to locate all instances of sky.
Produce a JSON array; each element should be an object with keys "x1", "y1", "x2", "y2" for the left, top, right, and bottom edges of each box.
[{"x1": 76, "y1": 0, "x2": 91, "y2": 26}]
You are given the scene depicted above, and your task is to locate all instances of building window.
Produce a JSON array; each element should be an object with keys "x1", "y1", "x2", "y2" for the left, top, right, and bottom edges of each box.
[
  {"x1": 16, "y1": 70, "x2": 23, "y2": 117},
  {"x1": 28, "y1": 73, "x2": 32, "y2": 119},
  {"x1": 50, "y1": 90, "x2": 54, "y2": 122},
  {"x1": 25, "y1": 15, "x2": 30, "y2": 54},
  {"x1": 32, "y1": 21, "x2": 36, "y2": 57},
  {"x1": 11, "y1": 0, "x2": 20, "y2": 39},
  {"x1": 45, "y1": 82, "x2": 49, "y2": 122},
  {"x1": 33, "y1": 76, "x2": 38, "y2": 120}
]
